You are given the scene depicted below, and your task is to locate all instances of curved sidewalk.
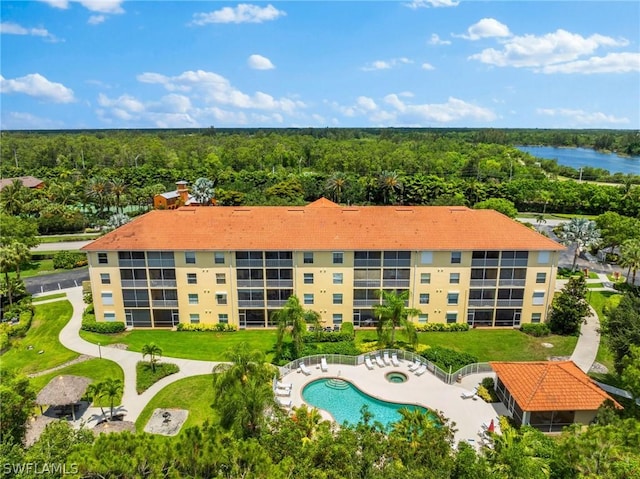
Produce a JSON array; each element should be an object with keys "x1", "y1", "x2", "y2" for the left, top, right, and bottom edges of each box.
[{"x1": 58, "y1": 286, "x2": 222, "y2": 424}]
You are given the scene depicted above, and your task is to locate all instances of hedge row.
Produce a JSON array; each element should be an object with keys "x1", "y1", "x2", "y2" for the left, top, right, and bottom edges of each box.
[
  {"x1": 414, "y1": 323, "x2": 470, "y2": 333},
  {"x1": 0, "y1": 310, "x2": 34, "y2": 340},
  {"x1": 176, "y1": 323, "x2": 237, "y2": 332},
  {"x1": 302, "y1": 331, "x2": 354, "y2": 343},
  {"x1": 52, "y1": 251, "x2": 88, "y2": 269},
  {"x1": 81, "y1": 320, "x2": 126, "y2": 334},
  {"x1": 301, "y1": 341, "x2": 360, "y2": 357},
  {"x1": 520, "y1": 323, "x2": 550, "y2": 337}
]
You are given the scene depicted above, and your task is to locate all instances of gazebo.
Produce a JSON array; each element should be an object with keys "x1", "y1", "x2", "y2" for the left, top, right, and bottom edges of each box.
[{"x1": 36, "y1": 375, "x2": 92, "y2": 421}]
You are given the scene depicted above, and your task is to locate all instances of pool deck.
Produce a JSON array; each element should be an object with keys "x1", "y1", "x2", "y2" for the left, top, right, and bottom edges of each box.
[{"x1": 281, "y1": 361, "x2": 509, "y2": 448}]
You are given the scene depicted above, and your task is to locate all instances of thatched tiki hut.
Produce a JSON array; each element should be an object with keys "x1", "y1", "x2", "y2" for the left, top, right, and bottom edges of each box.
[{"x1": 36, "y1": 375, "x2": 92, "y2": 420}]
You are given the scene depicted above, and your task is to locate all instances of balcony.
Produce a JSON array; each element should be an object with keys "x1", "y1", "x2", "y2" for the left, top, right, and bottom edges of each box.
[
  {"x1": 468, "y1": 299, "x2": 496, "y2": 307},
  {"x1": 471, "y1": 259, "x2": 499, "y2": 267},
  {"x1": 383, "y1": 260, "x2": 411, "y2": 267},
  {"x1": 236, "y1": 259, "x2": 264, "y2": 268},
  {"x1": 237, "y1": 279, "x2": 264, "y2": 288},
  {"x1": 354, "y1": 259, "x2": 382, "y2": 267},
  {"x1": 382, "y1": 279, "x2": 410, "y2": 288},
  {"x1": 118, "y1": 259, "x2": 146, "y2": 268},
  {"x1": 265, "y1": 259, "x2": 293, "y2": 267},
  {"x1": 499, "y1": 279, "x2": 526, "y2": 287},
  {"x1": 238, "y1": 300, "x2": 265, "y2": 307},
  {"x1": 470, "y1": 279, "x2": 497, "y2": 287},
  {"x1": 500, "y1": 259, "x2": 528, "y2": 267},
  {"x1": 266, "y1": 279, "x2": 293, "y2": 288},
  {"x1": 147, "y1": 259, "x2": 174, "y2": 268},
  {"x1": 267, "y1": 300, "x2": 287, "y2": 307},
  {"x1": 353, "y1": 280, "x2": 381, "y2": 288},
  {"x1": 149, "y1": 280, "x2": 177, "y2": 288},
  {"x1": 123, "y1": 301, "x2": 150, "y2": 308},
  {"x1": 121, "y1": 280, "x2": 148, "y2": 288},
  {"x1": 353, "y1": 299, "x2": 380, "y2": 307},
  {"x1": 152, "y1": 300, "x2": 179, "y2": 307},
  {"x1": 496, "y1": 299, "x2": 524, "y2": 307}
]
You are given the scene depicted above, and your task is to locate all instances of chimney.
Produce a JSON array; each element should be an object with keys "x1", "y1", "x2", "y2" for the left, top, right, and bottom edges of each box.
[{"x1": 176, "y1": 181, "x2": 189, "y2": 204}]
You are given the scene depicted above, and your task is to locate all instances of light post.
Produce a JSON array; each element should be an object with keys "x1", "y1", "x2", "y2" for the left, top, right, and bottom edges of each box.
[{"x1": 98, "y1": 342, "x2": 102, "y2": 359}]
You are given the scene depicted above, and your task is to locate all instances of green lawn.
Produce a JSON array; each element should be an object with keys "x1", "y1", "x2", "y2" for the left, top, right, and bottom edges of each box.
[
  {"x1": 29, "y1": 358, "x2": 124, "y2": 407},
  {"x1": 586, "y1": 282, "x2": 604, "y2": 289},
  {"x1": 79, "y1": 329, "x2": 279, "y2": 361},
  {"x1": 1, "y1": 301, "x2": 78, "y2": 375},
  {"x1": 135, "y1": 375, "x2": 214, "y2": 432},
  {"x1": 32, "y1": 292, "x2": 67, "y2": 303},
  {"x1": 11, "y1": 260, "x2": 87, "y2": 279},
  {"x1": 355, "y1": 329, "x2": 578, "y2": 363},
  {"x1": 587, "y1": 290, "x2": 621, "y2": 377},
  {"x1": 588, "y1": 290, "x2": 620, "y2": 319},
  {"x1": 38, "y1": 234, "x2": 99, "y2": 243}
]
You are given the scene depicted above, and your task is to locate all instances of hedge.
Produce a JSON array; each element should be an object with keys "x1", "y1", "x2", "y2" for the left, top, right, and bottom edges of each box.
[
  {"x1": 176, "y1": 323, "x2": 237, "y2": 332},
  {"x1": 52, "y1": 251, "x2": 88, "y2": 269},
  {"x1": 420, "y1": 346, "x2": 478, "y2": 372},
  {"x1": 0, "y1": 310, "x2": 34, "y2": 339},
  {"x1": 520, "y1": 323, "x2": 550, "y2": 337},
  {"x1": 415, "y1": 323, "x2": 469, "y2": 333},
  {"x1": 301, "y1": 341, "x2": 360, "y2": 356},
  {"x1": 81, "y1": 320, "x2": 126, "y2": 334},
  {"x1": 0, "y1": 332, "x2": 8, "y2": 352},
  {"x1": 302, "y1": 331, "x2": 354, "y2": 343}
]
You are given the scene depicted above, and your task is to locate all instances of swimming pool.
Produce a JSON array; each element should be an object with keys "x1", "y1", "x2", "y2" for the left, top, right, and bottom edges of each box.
[{"x1": 302, "y1": 378, "x2": 437, "y2": 428}]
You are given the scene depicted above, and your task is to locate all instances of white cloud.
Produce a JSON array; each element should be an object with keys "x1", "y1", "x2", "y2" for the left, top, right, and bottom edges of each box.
[
  {"x1": 421, "y1": 62, "x2": 435, "y2": 70},
  {"x1": 38, "y1": 0, "x2": 69, "y2": 8},
  {"x1": 356, "y1": 96, "x2": 377, "y2": 111},
  {"x1": 191, "y1": 4, "x2": 285, "y2": 25},
  {"x1": 1, "y1": 22, "x2": 59, "y2": 42},
  {"x1": 248, "y1": 54, "x2": 275, "y2": 70},
  {"x1": 405, "y1": 0, "x2": 459, "y2": 9},
  {"x1": 39, "y1": 0, "x2": 124, "y2": 13},
  {"x1": 1, "y1": 111, "x2": 62, "y2": 129},
  {"x1": 0, "y1": 73, "x2": 75, "y2": 103},
  {"x1": 537, "y1": 108, "x2": 629, "y2": 125},
  {"x1": 362, "y1": 57, "x2": 413, "y2": 71},
  {"x1": 541, "y1": 52, "x2": 640, "y2": 74},
  {"x1": 470, "y1": 29, "x2": 629, "y2": 69},
  {"x1": 428, "y1": 33, "x2": 451, "y2": 45},
  {"x1": 383, "y1": 94, "x2": 496, "y2": 123},
  {"x1": 459, "y1": 18, "x2": 510, "y2": 40},
  {"x1": 88, "y1": 15, "x2": 106, "y2": 25}
]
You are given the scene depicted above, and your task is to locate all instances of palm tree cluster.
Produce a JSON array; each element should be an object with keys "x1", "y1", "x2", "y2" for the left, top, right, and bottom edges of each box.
[
  {"x1": 86, "y1": 378, "x2": 123, "y2": 420},
  {"x1": 142, "y1": 343, "x2": 163, "y2": 372},
  {"x1": 619, "y1": 239, "x2": 640, "y2": 285},
  {"x1": 373, "y1": 289, "x2": 420, "y2": 347}
]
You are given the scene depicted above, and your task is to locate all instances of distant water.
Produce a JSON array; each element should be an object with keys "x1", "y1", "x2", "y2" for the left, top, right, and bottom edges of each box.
[{"x1": 517, "y1": 146, "x2": 640, "y2": 175}]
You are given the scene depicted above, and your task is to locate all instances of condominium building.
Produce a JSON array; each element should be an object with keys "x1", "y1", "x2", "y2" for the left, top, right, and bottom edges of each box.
[{"x1": 82, "y1": 198, "x2": 563, "y2": 329}]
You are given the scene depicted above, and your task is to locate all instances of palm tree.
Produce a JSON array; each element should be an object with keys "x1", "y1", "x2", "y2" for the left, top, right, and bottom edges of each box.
[
  {"x1": 142, "y1": 343, "x2": 162, "y2": 373},
  {"x1": 86, "y1": 382, "x2": 106, "y2": 418},
  {"x1": 291, "y1": 404, "x2": 324, "y2": 440},
  {"x1": 325, "y1": 173, "x2": 347, "y2": 203},
  {"x1": 272, "y1": 295, "x2": 312, "y2": 360},
  {"x1": 619, "y1": 239, "x2": 640, "y2": 285},
  {"x1": 557, "y1": 218, "x2": 601, "y2": 271},
  {"x1": 486, "y1": 425, "x2": 551, "y2": 479},
  {"x1": 86, "y1": 176, "x2": 109, "y2": 216},
  {"x1": 109, "y1": 178, "x2": 128, "y2": 214},
  {"x1": 0, "y1": 245, "x2": 19, "y2": 307},
  {"x1": 99, "y1": 378, "x2": 123, "y2": 420},
  {"x1": 534, "y1": 214, "x2": 547, "y2": 232},
  {"x1": 191, "y1": 177, "x2": 215, "y2": 206},
  {"x1": 378, "y1": 170, "x2": 402, "y2": 205},
  {"x1": 0, "y1": 179, "x2": 28, "y2": 216},
  {"x1": 373, "y1": 290, "x2": 420, "y2": 347}
]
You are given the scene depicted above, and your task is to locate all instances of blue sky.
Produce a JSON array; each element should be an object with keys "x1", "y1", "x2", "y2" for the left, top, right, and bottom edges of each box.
[{"x1": 1, "y1": 1, "x2": 639, "y2": 130}]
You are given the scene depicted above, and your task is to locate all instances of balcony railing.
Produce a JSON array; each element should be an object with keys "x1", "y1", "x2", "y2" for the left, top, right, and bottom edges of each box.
[
  {"x1": 265, "y1": 259, "x2": 293, "y2": 267},
  {"x1": 237, "y1": 279, "x2": 264, "y2": 288},
  {"x1": 147, "y1": 260, "x2": 175, "y2": 268},
  {"x1": 149, "y1": 280, "x2": 177, "y2": 288},
  {"x1": 470, "y1": 279, "x2": 497, "y2": 287},
  {"x1": 354, "y1": 259, "x2": 382, "y2": 267},
  {"x1": 353, "y1": 299, "x2": 380, "y2": 307},
  {"x1": 496, "y1": 299, "x2": 524, "y2": 307},
  {"x1": 236, "y1": 259, "x2": 264, "y2": 267},
  {"x1": 500, "y1": 259, "x2": 528, "y2": 267},
  {"x1": 121, "y1": 280, "x2": 148, "y2": 288},
  {"x1": 471, "y1": 259, "x2": 499, "y2": 267},
  {"x1": 118, "y1": 259, "x2": 146, "y2": 268},
  {"x1": 266, "y1": 279, "x2": 293, "y2": 288},
  {"x1": 238, "y1": 300, "x2": 265, "y2": 307},
  {"x1": 152, "y1": 300, "x2": 179, "y2": 307},
  {"x1": 123, "y1": 301, "x2": 150, "y2": 308},
  {"x1": 468, "y1": 299, "x2": 496, "y2": 307},
  {"x1": 383, "y1": 260, "x2": 411, "y2": 267},
  {"x1": 499, "y1": 279, "x2": 526, "y2": 287},
  {"x1": 353, "y1": 280, "x2": 381, "y2": 288},
  {"x1": 382, "y1": 279, "x2": 410, "y2": 288},
  {"x1": 267, "y1": 300, "x2": 287, "y2": 307}
]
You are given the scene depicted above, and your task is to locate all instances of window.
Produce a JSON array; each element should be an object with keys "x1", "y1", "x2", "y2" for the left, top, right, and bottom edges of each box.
[
  {"x1": 100, "y1": 273, "x2": 111, "y2": 285},
  {"x1": 216, "y1": 273, "x2": 226, "y2": 285},
  {"x1": 147, "y1": 251, "x2": 175, "y2": 267},
  {"x1": 218, "y1": 313, "x2": 228, "y2": 324},
  {"x1": 214, "y1": 252, "x2": 225, "y2": 264},
  {"x1": 419, "y1": 293, "x2": 430, "y2": 304},
  {"x1": 185, "y1": 252, "x2": 196, "y2": 264},
  {"x1": 303, "y1": 252, "x2": 314, "y2": 264},
  {"x1": 354, "y1": 251, "x2": 381, "y2": 267},
  {"x1": 216, "y1": 293, "x2": 227, "y2": 305},
  {"x1": 333, "y1": 293, "x2": 343, "y2": 305},
  {"x1": 187, "y1": 273, "x2": 197, "y2": 284},
  {"x1": 98, "y1": 252, "x2": 108, "y2": 264},
  {"x1": 101, "y1": 292, "x2": 113, "y2": 306},
  {"x1": 333, "y1": 273, "x2": 343, "y2": 285},
  {"x1": 332, "y1": 252, "x2": 343, "y2": 264},
  {"x1": 421, "y1": 251, "x2": 433, "y2": 264},
  {"x1": 420, "y1": 273, "x2": 431, "y2": 284},
  {"x1": 188, "y1": 293, "x2": 198, "y2": 305},
  {"x1": 450, "y1": 273, "x2": 460, "y2": 284},
  {"x1": 384, "y1": 251, "x2": 411, "y2": 267},
  {"x1": 446, "y1": 312, "x2": 458, "y2": 324},
  {"x1": 304, "y1": 273, "x2": 314, "y2": 284},
  {"x1": 538, "y1": 251, "x2": 550, "y2": 264},
  {"x1": 418, "y1": 314, "x2": 428, "y2": 323},
  {"x1": 447, "y1": 292, "x2": 459, "y2": 305},
  {"x1": 104, "y1": 312, "x2": 116, "y2": 322},
  {"x1": 536, "y1": 272, "x2": 546, "y2": 284},
  {"x1": 451, "y1": 251, "x2": 461, "y2": 264},
  {"x1": 532, "y1": 291, "x2": 545, "y2": 306},
  {"x1": 333, "y1": 313, "x2": 343, "y2": 325},
  {"x1": 304, "y1": 293, "x2": 314, "y2": 305},
  {"x1": 531, "y1": 313, "x2": 542, "y2": 324},
  {"x1": 190, "y1": 313, "x2": 200, "y2": 324}
]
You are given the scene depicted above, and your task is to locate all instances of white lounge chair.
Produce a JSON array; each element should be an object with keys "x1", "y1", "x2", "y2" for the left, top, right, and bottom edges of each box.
[
  {"x1": 364, "y1": 357, "x2": 375, "y2": 370},
  {"x1": 299, "y1": 362, "x2": 312, "y2": 375},
  {"x1": 461, "y1": 389, "x2": 477, "y2": 399},
  {"x1": 321, "y1": 357, "x2": 328, "y2": 372},
  {"x1": 275, "y1": 387, "x2": 291, "y2": 397},
  {"x1": 375, "y1": 355, "x2": 386, "y2": 368},
  {"x1": 391, "y1": 352, "x2": 400, "y2": 367},
  {"x1": 276, "y1": 397, "x2": 292, "y2": 408},
  {"x1": 408, "y1": 360, "x2": 421, "y2": 371},
  {"x1": 414, "y1": 364, "x2": 427, "y2": 376},
  {"x1": 276, "y1": 381, "x2": 292, "y2": 390},
  {"x1": 383, "y1": 352, "x2": 391, "y2": 366}
]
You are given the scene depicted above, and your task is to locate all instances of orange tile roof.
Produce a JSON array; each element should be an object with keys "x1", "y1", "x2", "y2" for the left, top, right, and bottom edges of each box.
[
  {"x1": 491, "y1": 361, "x2": 621, "y2": 411},
  {"x1": 82, "y1": 198, "x2": 564, "y2": 252}
]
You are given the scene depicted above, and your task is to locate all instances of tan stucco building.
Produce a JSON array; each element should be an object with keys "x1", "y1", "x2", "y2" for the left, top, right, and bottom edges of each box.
[{"x1": 81, "y1": 198, "x2": 563, "y2": 329}]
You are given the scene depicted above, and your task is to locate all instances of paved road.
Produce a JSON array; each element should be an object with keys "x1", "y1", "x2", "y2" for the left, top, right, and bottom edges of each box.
[
  {"x1": 25, "y1": 269, "x2": 89, "y2": 295},
  {"x1": 32, "y1": 241, "x2": 92, "y2": 252}
]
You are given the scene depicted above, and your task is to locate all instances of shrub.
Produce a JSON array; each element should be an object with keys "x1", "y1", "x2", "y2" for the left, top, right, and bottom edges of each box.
[
  {"x1": 481, "y1": 377, "x2": 495, "y2": 390},
  {"x1": 52, "y1": 251, "x2": 88, "y2": 269},
  {"x1": 176, "y1": 323, "x2": 237, "y2": 332},
  {"x1": 1, "y1": 309, "x2": 34, "y2": 339},
  {"x1": 302, "y1": 331, "x2": 354, "y2": 343},
  {"x1": 301, "y1": 341, "x2": 360, "y2": 356},
  {"x1": 0, "y1": 332, "x2": 8, "y2": 352},
  {"x1": 420, "y1": 346, "x2": 478, "y2": 372},
  {"x1": 341, "y1": 322, "x2": 354, "y2": 335},
  {"x1": 136, "y1": 361, "x2": 179, "y2": 394},
  {"x1": 415, "y1": 323, "x2": 470, "y2": 333},
  {"x1": 520, "y1": 323, "x2": 550, "y2": 337},
  {"x1": 81, "y1": 320, "x2": 126, "y2": 334}
]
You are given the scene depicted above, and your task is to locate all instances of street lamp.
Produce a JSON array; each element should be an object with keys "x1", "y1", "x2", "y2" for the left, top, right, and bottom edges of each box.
[{"x1": 98, "y1": 342, "x2": 102, "y2": 359}]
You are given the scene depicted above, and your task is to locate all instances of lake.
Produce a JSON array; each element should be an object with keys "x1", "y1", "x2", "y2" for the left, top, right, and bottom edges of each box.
[{"x1": 516, "y1": 146, "x2": 640, "y2": 175}]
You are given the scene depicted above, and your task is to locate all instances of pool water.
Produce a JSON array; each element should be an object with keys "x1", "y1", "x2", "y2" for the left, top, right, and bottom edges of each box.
[{"x1": 302, "y1": 378, "x2": 437, "y2": 428}]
